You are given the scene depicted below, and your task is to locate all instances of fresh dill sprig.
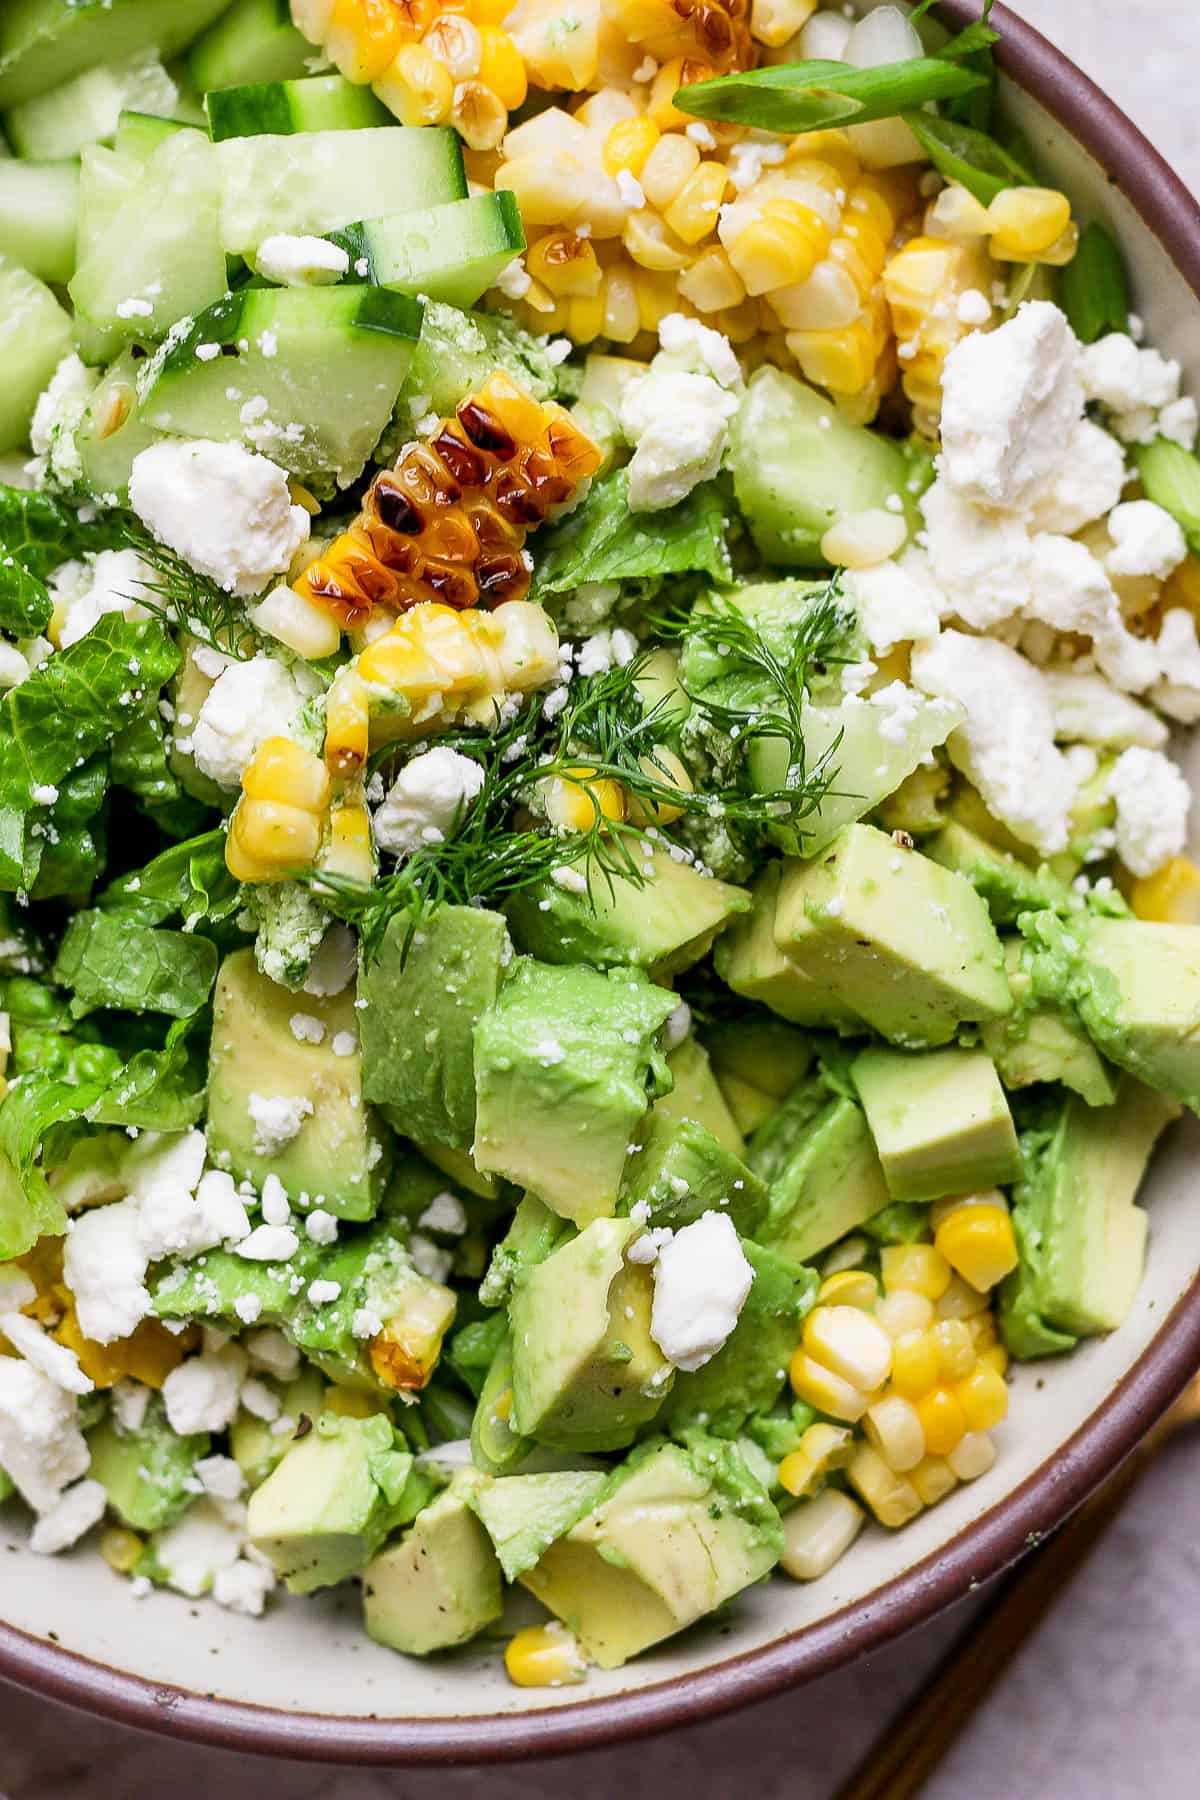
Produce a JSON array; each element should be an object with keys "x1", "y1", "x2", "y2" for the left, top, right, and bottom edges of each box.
[{"x1": 116, "y1": 518, "x2": 258, "y2": 659}]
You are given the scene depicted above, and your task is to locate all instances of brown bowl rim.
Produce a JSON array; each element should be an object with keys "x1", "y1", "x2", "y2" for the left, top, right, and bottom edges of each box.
[{"x1": 5, "y1": 0, "x2": 1200, "y2": 1765}]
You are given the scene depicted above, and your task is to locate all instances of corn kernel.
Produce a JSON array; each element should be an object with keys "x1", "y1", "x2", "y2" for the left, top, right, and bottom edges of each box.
[
  {"x1": 100, "y1": 1527, "x2": 144, "y2": 1575},
  {"x1": 376, "y1": 42, "x2": 454, "y2": 125},
  {"x1": 677, "y1": 244, "x2": 746, "y2": 312},
  {"x1": 322, "y1": 801, "x2": 375, "y2": 884},
  {"x1": 910, "y1": 1454, "x2": 957, "y2": 1508},
  {"x1": 947, "y1": 1430, "x2": 997, "y2": 1481},
  {"x1": 423, "y1": 12, "x2": 481, "y2": 75},
  {"x1": 664, "y1": 159, "x2": 729, "y2": 245},
  {"x1": 820, "y1": 507, "x2": 908, "y2": 569},
  {"x1": 624, "y1": 746, "x2": 694, "y2": 826},
  {"x1": 250, "y1": 584, "x2": 342, "y2": 660},
  {"x1": 930, "y1": 1318, "x2": 976, "y2": 1383},
  {"x1": 874, "y1": 1289, "x2": 935, "y2": 1340},
  {"x1": 323, "y1": 667, "x2": 371, "y2": 776},
  {"x1": 1132, "y1": 854, "x2": 1200, "y2": 923},
  {"x1": 326, "y1": 0, "x2": 407, "y2": 81},
  {"x1": 788, "y1": 1347, "x2": 869, "y2": 1423},
  {"x1": 880, "y1": 1243, "x2": 953, "y2": 1301},
  {"x1": 864, "y1": 1392, "x2": 925, "y2": 1474},
  {"x1": 978, "y1": 1342, "x2": 1009, "y2": 1379},
  {"x1": 780, "y1": 1488, "x2": 864, "y2": 1580},
  {"x1": 935, "y1": 1205, "x2": 1019, "y2": 1292},
  {"x1": 935, "y1": 1271, "x2": 998, "y2": 1320},
  {"x1": 816, "y1": 1269, "x2": 879, "y2": 1311},
  {"x1": 889, "y1": 1328, "x2": 940, "y2": 1398},
  {"x1": 528, "y1": 231, "x2": 603, "y2": 298},
  {"x1": 750, "y1": 0, "x2": 816, "y2": 48},
  {"x1": 915, "y1": 1386, "x2": 968, "y2": 1458},
  {"x1": 802, "y1": 1304, "x2": 893, "y2": 1391},
  {"x1": 604, "y1": 115, "x2": 661, "y2": 177},
  {"x1": 623, "y1": 208, "x2": 695, "y2": 272},
  {"x1": 956, "y1": 1364, "x2": 1009, "y2": 1433},
  {"x1": 640, "y1": 132, "x2": 702, "y2": 209},
  {"x1": 647, "y1": 57, "x2": 713, "y2": 129},
  {"x1": 477, "y1": 25, "x2": 527, "y2": 108},
  {"x1": 227, "y1": 800, "x2": 323, "y2": 882},
  {"x1": 452, "y1": 78, "x2": 507, "y2": 151},
  {"x1": 777, "y1": 1421, "x2": 853, "y2": 1496},
  {"x1": 846, "y1": 1443, "x2": 923, "y2": 1529},
  {"x1": 369, "y1": 1280, "x2": 456, "y2": 1391},
  {"x1": 242, "y1": 736, "x2": 331, "y2": 812},
  {"x1": 926, "y1": 182, "x2": 993, "y2": 241},
  {"x1": 787, "y1": 320, "x2": 878, "y2": 396},
  {"x1": 987, "y1": 186, "x2": 1072, "y2": 260},
  {"x1": 505, "y1": 1622, "x2": 589, "y2": 1688}
]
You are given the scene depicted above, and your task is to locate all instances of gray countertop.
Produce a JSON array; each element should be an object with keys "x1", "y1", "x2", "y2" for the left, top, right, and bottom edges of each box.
[{"x1": 5, "y1": 3, "x2": 1200, "y2": 1794}]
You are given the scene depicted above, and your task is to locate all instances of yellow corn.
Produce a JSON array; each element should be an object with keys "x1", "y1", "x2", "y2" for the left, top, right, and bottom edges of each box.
[
  {"x1": 802, "y1": 1304, "x2": 893, "y2": 1392},
  {"x1": 930, "y1": 1318, "x2": 976, "y2": 1383},
  {"x1": 250, "y1": 584, "x2": 342, "y2": 661},
  {"x1": 889, "y1": 1328, "x2": 940, "y2": 1399},
  {"x1": 914, "y1": 1386, "x2": 967, "y2": 1458},
  {"x1": 505, "y1": 1623, "x2": 588, "y2": 1688},
  {"x1": 376, "y1": 41, "x2": 455, "y2": 123},
  {"x1": 780, "y1": 1488, "x2": 864, "y2": 1581},
  {"x1": 605, "y1": 0, "x2": 753, "y2": 72},
  {"x1": 1132, "y1": 854, "x2": 1200, "y2": 923},
  {"x1": 986, "y1": 186, "x2": 1073, "y2": 261},
  {"x1": 817, "y1": 1269, "x2": 879, "y2": 1311},
  {"x1": 750, "y1": 0, "x2": 815, "y2": 47},
  {"x1": 664, "y1": 159, "x2": 729, "y2": 244},
  {"x1": 100, "y1": 1527, "x2": 144, "y2": 1575},
  {"x1": 640, "y1": 132, "x2": 702, "y2": 209},
  {"x1": 227, "y1": 737, "x2": 332, "y2": 885},
  {"x1": 507, "y1": 0, "x2": 601, "y2": 87},
  {"x1": 623, "y1": 747, "x2": 694, "y2": 826},
  {"x1": 623, "y1": 208, "x2": 695, "y2": 272},
  {"x1": 935, "y1": 1272, "x2": 991, "y2": 1320},
  {"x1": 910, "y1": 1455, "x2": 957, "y2": 1508},
  {"x1": 451, "y1": 78, "x2": 508, "y2": 150},
  {"x1": 325, "y1": 667, "x2": 371, "y2": 778},
  {"x1": 321, "y1": 800, "x2": 376, "y2": 885},
  {"x1": 677, "y1": 244, "x2": 747, "y2": 312},
  {"x1": 846, "y1": 1443, "x2": 922, "y2": 1529},
  {"x1": 604, "y1": 115, "x2": 662, "y2": 177},
  {"x1": 542, "y1": 766, "x2": 628, "y2": 833},
  {"x1": 883, "y1": 233, "x2": 996, "y2": 435},
  {"x1": 863, "y1": 1392, "x2": 925, "y2": 1474},
  {"x1": 788, "y1": 1348, "x2": 869, "y2": 1424},
  {"x1": 955, "y1": 1364, "x2": 1009, "y2": 1433},
  {"x1": 947, "y1": 1431, "x2": 997, "y2": 1482},
  {"x1": 322, "y1": 0, "x2": 416, "y2": 81},
  {"x1": 527, "y1": 231, "x2": 603, "y2": 297},
  {"x1": 874, "y1": 1289, "x2": 935, "y2": 1339},
  {"x1": 880, "y1": 1243, "x2": 954, "y2": 1301},
  {"x1": 369, "y1": 1277, "x2": 457, "y2": 1391},
  {"x1": 934, "y1": 1204, "x2": 1020, "y2": 1292},
  {"x1": 776, "y1": 1421, "x2": 854, "y2": 1498},
  {"x1": 477, "y1": 24, "x2": 527, "y2": 107}
]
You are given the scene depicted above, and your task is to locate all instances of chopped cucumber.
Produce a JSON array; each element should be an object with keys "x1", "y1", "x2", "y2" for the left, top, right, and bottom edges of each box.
[
  {"x1": 0, "y1": 253, "x2": 73, "y2": 451},
  {"x1": 0, "y1": 0, "x2": 231, "y2": 111},
  {"x1": 0, "y1": 157, "x2": 78, "y2": 283},
  {"x1": 3, "y1": 49, "x2": 176, "y2": 160},
  {"x1": 70, "y1": 130, "x2": 227, "y2": 344},
  {"x1": 76, "y1": 349, "x2": 162, "y2": 504},
  {"x1": 114, "y1": 110, "x2": 190, "y2": 161},
  {"x1": 206, "y1": 74, "x2": 391, "y2": 141},
  {"x1": 188, "y1": 0, "x2": 313, "y2": 95},
  {"x1": 216, "y1": 126, "x2": 467, "y2": 258},
  {"x1": 139, "y1": 285, "x2": 424, "y2": 485},
  {"x1": 333, "y1": 191, "x2": 525, "y2": 309}
]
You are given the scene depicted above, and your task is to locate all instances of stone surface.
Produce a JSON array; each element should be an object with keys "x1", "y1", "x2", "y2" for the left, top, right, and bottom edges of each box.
[{"x1": 3, "y1": 3, "x2": 1200, "y2": 1796}]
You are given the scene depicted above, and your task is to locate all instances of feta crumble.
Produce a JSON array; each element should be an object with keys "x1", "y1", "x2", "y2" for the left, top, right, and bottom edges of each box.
[
  {"x1": 373, "y1": 747, "x2": 486, "y2": 856},
  {"x1": 254, "y1": 233, "x2": 350, "y2": 287},
  {"x1": 647, "y1": 1213, "x2": 754, "y2": 1372},
  {"x1": 128, "y1": 439, "x2": 310, "y2": 597}
]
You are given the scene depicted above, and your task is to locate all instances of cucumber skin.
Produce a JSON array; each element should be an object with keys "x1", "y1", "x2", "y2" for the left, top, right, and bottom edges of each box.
[
  {"x1": 0, "y1": 255, "x2": 74, "y2": 452},
  {"x1": 0, "y1": 157, "x2": 78, "y2": 284},
  {"x1": 0, "y1": 0, "x2": 231, "y2": 111},
  {"x1": 332, "y1": 190, "x2": 525, "y2": 309},
  {"x1": 205, "y1": 75, "x2": 391, "y2": 141},
  {"x1": 151, "y1": 286, "x2": 426, "y2": 379},
  {"x1": 188, "y1": 0, "x2": 312, "y2": 96}
]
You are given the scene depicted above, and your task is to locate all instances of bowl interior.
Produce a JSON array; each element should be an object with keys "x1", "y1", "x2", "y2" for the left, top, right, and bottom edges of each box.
[{"x1": 4, "y1": 25, "x2": 1200, "y2": 1758}]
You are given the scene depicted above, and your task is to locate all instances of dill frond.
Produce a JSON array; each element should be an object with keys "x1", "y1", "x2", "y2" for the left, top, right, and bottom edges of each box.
[{"x1": 116, "y1": 519, "x2": 258, "y2": 659}]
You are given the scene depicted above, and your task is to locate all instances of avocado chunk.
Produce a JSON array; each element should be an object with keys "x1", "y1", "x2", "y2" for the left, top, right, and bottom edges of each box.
[
  {"x1": 655, "y1": 1036, "x2": 745, "y2": 1156},
  {"x1": 206, "y1": 948, "x2": 390, "y2": 1220},
  {"x1": 87, "y1": 1394, "x2": 208, "y2": 1532},
  {"x1": 520, "y1": 1435, "x2": 782, "y2": 1669},
  {"x1": 619, "y1": 1111, "x2": 767, "y2": 1238},
  {"x1": 925, "y1": 820, "x2": 1074, "y2": 927},
  {"x1": 1000, "y1": 1078, "x2": 1180, "y2": 1354},
  {"x1": 509, "y1": 1217, "x2": 673, "y2": 1451},
  {"x1": 473, "y1": 960, "x2": 676, "y2": 1225},
  {"x1": 231, "y1": 1367, "x2": 326, "y2": 1489},
  {"x1": 412, "y1": 1138, "x2": 505, "y2": 1201},
  {"x1": 852, "y1": 1045, "x2": 1021, "y2": 1204},
  {"x1": 714, "y1": 862, "x2": 862, "y2": 1029},
  {"x1": 464, "y1": 1469, "x2": 607, "y2": 1580},
  {"x1": 358, "y1": 906, "x2": 509, "y2": 1149},
  {"x1": 775, "y1": 825, "x2": 1011, "y2": 1048},
  {"x1": 660, "y1": 1240, "x2": 817, "y2": 1435},
  {"x1": 981, "y1": 939, "x2": 1116, "y2": 1107},
  {"x1": 750, "y1": 1087, "x2": 892, "y2": 1262},
  {"x1": 470, "y1": 1328, "x2": 535, "y2": 1475},
  {"x1": 478, "y1": 1193, "x2": 570, "y2": 1309},
  {"x1": 705, "y1": 1016, "x2": 816, "y2": 1136},
  {"x1": 363, "y1": 1480, "x2": 503, "y2": 1655},
  {"x1": 246, "y1": 1411, "x2": 419, "y2": 1593},
  {"x1": 505, "y1": 849, "x2": 750, "y2": 981}
]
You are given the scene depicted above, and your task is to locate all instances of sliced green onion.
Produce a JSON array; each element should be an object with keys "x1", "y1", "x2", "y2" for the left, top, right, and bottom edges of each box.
[
  {"x1": 1133, "y1": 439, "x2": 1200, "y2": 555},
  {"x1": 674, "y1": 55, "x2": 987, "y2": 133},
  {"x1": 1059, "y1": 220, "x2": 1130, "y2": 344},
  {"x1": 936, "y1": 20, "x2": 1000, "y2": 61},
  {"x1": 901, "y1": 111, "x2": 1033, "y2": 205}
]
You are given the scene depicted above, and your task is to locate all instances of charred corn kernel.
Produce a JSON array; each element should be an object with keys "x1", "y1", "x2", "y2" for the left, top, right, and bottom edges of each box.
[
  {"x1": 930, "y1": 1318, "x2": 976, "y2": 1383},
  {"x1": 926, "y1": 182, "x2": 993, "y2": 241},
  {"x1": 910, "y1": 1454, "x2": 957, "y2": 1508},
  {"x1": 820, "y1": 507, "x2": 907, "y2": 569},
  {"x1": 250, "y1": 584, "x2": 342, "y2": 660},
  {"x1": 788, "y1": 1348, "x2": 869, "y2": 1424},
  {"x1": 624, "y1": 746, "x2": 694, "y2": 826},
  {"x1": 987, "y1": 186, "x2": 1072, "y2": 260},
  {"x1": 476, "y1": 25, "x2": 526, "y2": 109},
  {"x1": 505, "y1": 1622, "x2": 588, "y2": 1688},
  {"x1": 947, "y1": 1430, "x2": 997, "y2": 1482},
  {"x1": 915, "y1": 1386, "x2": 968, "y2": 1458},
  {"x1": 324, "y1": 667, "x2": 371, "y2": 775},
  {"x1": 100, "y1": 1527, "x2": 144, "y2": 1575},
  {"x1": 677, "y1": 243, "x2": 746, "y2": 311},
  {"x1": 934, "y1": 1273, "x2": 990, "y2": 1320},
  {"x1": 874, "y1": 1289, "x2": 935, "y2": 1339},
  {"x1": 54, "y1": 1305, "x2": 195, "y2": 1389},
  {"x1": 297, "y1": 374, "x2": 600, "y2": 629},
  {"x1": 956, "y1": 1364, "x2": 1009, "y2": 1433},
  {"x1": 817, "y1": 1269, "x2": 879, "y2": 1311},
  {"x1": 864, "y1": 1392, "x2": 925, "y2": 1474},
  {"x1": 543, "y1": 766, "x2": 627, "y2": 833},
  {"x1": 645, "y1": 57, "x2": 713, "y2": 129},
  {"x1": 725, "y1": 199, "x2": 831, "y2": 296},
  {"x1": 934, "y1": 1205, "x2": 1019, "y2": 1292},
  {"x1": 322, "y1": 800, "x2": 376, "y2": 884},
  {"x1": 528, "y1": 231, "x2": 603, "y2": 297},
  {"x1": 750, "y1": 0, "x2": 815, "y2": 47},
  {"x1": 780, "y1": 1488, "x2": 865, "y2": 1580},
  {"x1": 777, "y1": 1421, "x2": 854, "y2": 1497},
  {"x1": 607, "y1": 0, "x2": 752, "y2": 72},
  {"x1": 376, "y1": 42, "x2": 454, "y2": 124},
  {"x1": 803, "y1": 1305, "x2": 893, "y2": 1392},
  {"x1": 369, "y1": 1279, "x2": 457, "y2": 1391},
  {"x1": 880, "y1": 1243, "x2": 953, "y2": 1301},
  {"x1": 1132, "y1": 854, "x2": 1200, "y2": 923},
  {"x1": 423, "y1": 12, "x2": 481, "y2": 75},
  {"x1": 324, "y1": 0, "x2": 410, "y2": 80},
  {"x1": 640, "y1": 132, "x2": 702, "y2": 210},
  {"x1": 664, "y1": 159, "x2": 729, "y2": 244},
  {"x1": 604, "y1": 115, "x2": 662, "y2": 177},
  {"x1": 453, "y1": 77, "x2": 507, "y2": 149},
  {"x1": 624, "y1": 207, "x2": 695, "y2": 272},
  {"x1": 889, "y1": 1328, "x2": 940, "y2": 1399},
  {"x1": 847, "y1": 1443, "x2": 922, "y2": 1529}
]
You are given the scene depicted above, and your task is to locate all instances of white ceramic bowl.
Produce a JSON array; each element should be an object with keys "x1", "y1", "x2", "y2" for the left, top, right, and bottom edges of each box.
[{"x1": 5, "y1": 0, "x2": 1200, "y2": 1763}]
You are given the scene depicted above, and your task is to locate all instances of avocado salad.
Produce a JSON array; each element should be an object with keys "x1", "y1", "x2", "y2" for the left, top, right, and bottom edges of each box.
[{"x1": 2, "y1": 0, "x2": 1200, "y2": 1688}]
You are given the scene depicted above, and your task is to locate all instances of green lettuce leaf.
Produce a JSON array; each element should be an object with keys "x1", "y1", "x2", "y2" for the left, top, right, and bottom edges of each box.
[
  {"x1": 98, "y1": 829, "x2": 239, "y2": 930},
  {"x1": 0, "y1": 1071, "x2": 105, "y2": 1259},
  {"x1": 0, "y1": 484, "x2": 124, "y2": 636},
  {"x1": 26, "y1": 756, "x2": 108, "y2": 900},
  {"x1": 52, "y1": 910, "x2": 218, "y2": 1018},
  {"x1": 530, "y1": 470, "x2": 732, "y2": 602},
  {"x1": 90, "y1": 1015, "x2": 207, "y2": 1130}
]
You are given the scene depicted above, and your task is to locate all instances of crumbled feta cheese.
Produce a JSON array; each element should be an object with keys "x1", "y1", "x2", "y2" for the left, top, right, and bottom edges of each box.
[
  {"x1": 29, "y1": 353, "x2": 98, "y2": 489},
  {"x1": 305, "y1": 1208, "x2": 339, "y2": 1246},
  {"x1": 1151, "y1": 608, "x2": 1200, "y2": 723},
  {"x1": 240, "y1": 1376, "x2": 281, "y2": 1421},
  {"x1": 620, "y1": 368, "x2": 738, "y2": 513},
  {"x1": 196, "y1": 1454, "x2": 246, "y2": 1502},
  {"x1": 29, "y1": 1478, "x2": 107, "y2": 1556},
  {"x1": 725, "y1": 134, "x2": 786, "y2": 192},
  {"x1": 162, "y1": 1347, "x2": 247, "y2": 1435},
  {"x1": 0, "y1": 1362, "x2": 90, "y2": 1512},
  {"x1": 128, "y1": 439, "x2": 310, "y2": 597},
  {"x1": 111, "y1": 1379, "x2": 152, "y2": 1434},
  {"x1": 494, "y1": 257, "x2": 531, "y2": 300},
  {"x1": 260, "y1": 1173, "x2": 291, "y2": 1227},
  {"x1": 955, "y1": 288, "x2": 993, "y2": 326},
  {"x1": 244, "y1": 1328, "x2": 300, "y2": 1381},
  {"x1": 30, "y1": 784, "x2": 58, "y2": 805},
  {"x1": 234, "y1": 1293, "x2": 263, "y2": 1325},
  {"x1": 844, "y1": 552, "x2": 944, "y2": 654},
  {"x1": 302, "y1": 925, "x2": 358, "y2": 997},
  {"x1": 616, "y1": 168, "x2": 645, "y2": 209},
  {"x1": 191, "y1": 654, "x2": 308, "y2": 788},
  {"x1": 576, "y1": 630, "x2": 617, "y2": 677},
  {"x1": 53, "y1": 548, "x2": 154, "y2": 649},
  {"x1": 0, "y1": 1267, "x2": 36, "y2": 1313},
  {"x1": 155, "y1": 1498, "x2": 244, "y2": 1598},
  {"x1": 938, "y1": 301, "x2": 1083, "y2": 511},
  {"x1": 1080, "y1": 332, "x2": 1181, "y2": 413},
  {"x1": 409, "y1": 1233, "x2": 453, "y2": 1284},
  {"x1": 254, "y1": 233, "x2": 350, "y2": 287},
  {"x1": 213, "y1": 1558, "x2": 274, "y2": 1616},
  {"x1": 115, "y1": 297, "x2": 154, "y2": 319},
  {"x1": 1108, "y1": 746, "x2": 1191, "y2": 876},
  {"x1": 247, "y1": 1091, "x2": 313, "y2": 1156},
  {"x1": 1158, "y1": 395, "x2": 1198, "y2": 449},
  {"x1": 920, "y1": 479, "x2": 1032, "y2": 628},
  {"x1": 373, "y1": 747, "x2": 486, "y2": 856},
  {"x1": 1042, "y1": 669, "x2": 1169, "y2": 749},
  {"x1": 551, "y1": 862, "x2": 588, "y2": 894},
  {"x1": 657, "y1": 313, "x2": 743, "y2": 392},
  {"x1": 647, "y1": 1213, "x2": 754, "y2": 1372},
  {"x1": 0, "y1": 1312, "x2": 92, "y2": 1396},
  {"x1": 63, "y1": 1199, "x2": 150, "y2": 1344},
  {"x1": 331, "y1": 1030, "x2": 356, "y2": 1057},
  {"x1": 289, "y1": 1011, "x2": 326, "y2": 1045},
  {"x1": 911, "y1": 629, "x2": 1079, "y2": 855},
  {"x1": 1026, "y1": 534, "x2": 1159, "y2": 693},
  {"x1": 418, "y1": 1191, "x2": 468, "y2": 1236},
  {"x1": 353, "y1": 1307, "x2": 383, "y2": 1339},
  {"x1": 234, "y1": 1223, "x2": 301, "y2": 1261},
  {"x1": 1028, "y1": 419, "x2": 1127, "y2": 535},
  {"x1": 307, "y1": 1279, "x2": 341, "y2": 1305},
  {"x1": 1105, "y1": 500, "x2": 1188, "y2": 581}
]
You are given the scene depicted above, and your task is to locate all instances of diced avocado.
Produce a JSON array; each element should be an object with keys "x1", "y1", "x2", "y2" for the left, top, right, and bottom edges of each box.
[
  {"x1": 378, "y1": 1144, "x2": 470, "y2": 1226},
  {"x1": 520, "y1": 1435, "x2": 782, "y2": 1669},
  {"x1": 619, "y1": 1111, "x2": 767, "y2": 1237},
  {"x1": 332, "y1": 190, "x2": 525, "y2": 309},
  {"x1": 705, "y1": 1016, "x2": 816, "y2": 1136},
  {"x1": 509, "y1": 1217, "x2": 673, "y2": 1451},
  {"x1": 926, "y1": 820, "x2": 1074, "y2": 927},
  {"x1": 775, "y1": 825, "x2": 1012, "y2": 1048},
  {"x1": 76, "y1": 348, "x2": 162, "y2": 505},
  {"x1": 414, "y1": 1138, "x2": 505, "y2": 1202},
  {"x1": 655, "y1": 1036, "x2": 745, "y2": 1155},
  {"x1": 981, "y1": 939, "x2": 1117, "y2": 1107},
  {"x1": 852, "y1": 1045, "x2": 1022, "y2": 1204},
  {"x1": 138, "y1": 285, "x2": 423, "y2": 486},
  {"x1": 661, "y1": 1240, "x2": 817, "y2": 1436},
  {"x1": 1000, "y1": 1078, "x2": 1180, "y2": 1353},
  {"x1": 479, "y1": 1193, "x2": 570, "y2": 1308},
  {"x1": 87, "y1": 1394, "x2": 208, "y2": 1533},
  {"x1": 0, "y1": 1468, "x2": 12, "y2": 1503},
  {"x1": 0, "y1": 0, "x2": 231, "y2": 111},
  {"x1": 751, "y1": 1089, "x2": 892, "y2": 1262},
  {"x1": 206, "y1": 74, "x2": 391, "y2": 140},
  {"x1": 362, "y1": 1479, "x2": 503, "y2": 1655},
  {"x1": 0, "y1": 254, "x2": 73, "y2": 453},
  {"x1": 714, "y1": 862, "x2": 862, "y2": 1029},
  {"x1": 359, "y1": 906, "x2": 510, "y2": 1149},
  {"x1": 948, "y1": 780, "x2": 1033, "y2": 861},
  {"x1": 206, "y1": 948, "x2": 390, "y2": 1220},
  {"x1": 231, "y1": 1366, "x2": 325, "y2": 1488},
  {"x1": 875, "y1": 762, "x2": 952, "y2": 837},
  {"x1": 506, "y1": 849, "x2": 750, "y2": 982},
  {"x1": 729, "y1": 366, "x2": 917, "y2": 567},
  {"x1": 187, "y1": 0, "x2": 313, "y2": 93},
  {"x1": 246, "y1": 1411, "x2": 418, "y2": 1593},
  {"x1": 472, "y1": 960, "x2": 676, "y2": 1226},
  {"x1": 470, "y1": 1329, "x2": 535, "y2": 1475},
  {"x1": 464, "y1": 1470, "x2": 607, "y2": 1580}
]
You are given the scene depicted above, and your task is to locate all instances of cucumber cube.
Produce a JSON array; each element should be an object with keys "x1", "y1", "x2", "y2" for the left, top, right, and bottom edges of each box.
[
  {"x1": 206, "y1": 74, "x2": 391, "y2": 141},
  {"x1": 0, "y1": 0, "x2": 231, "y2": 111},
  {"x1": 333, "y1": 191, "x2": 526, "y2": 309},
  {"x1": 188, "y1": 0, "x2": 313, "y2": 96},
  {"x1": 3, "y1": 48, "x2": 177, "y2": 161},
  {"x1": 0, "y1": 254, "x2": 74, "y2": 452},
  {"x1": 0, "y1": 158, "x2": 79, "y2": 284}
]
